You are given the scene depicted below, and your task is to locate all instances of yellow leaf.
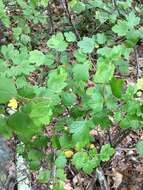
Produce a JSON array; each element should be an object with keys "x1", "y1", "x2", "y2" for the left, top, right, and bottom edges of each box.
[
  {"x1": 64, "y1": 150, "x2": 74, "y2": 158},
  {"x1": 90, "y1": 144, "x2": 95, "y2": 149},
  {"x1": 95, "y1": 44, "x2": 99, "y2": 49},
  {"x1": 64, "y1": 126, "x2": 68, "y2": 131},
  {"x1": 8, "y1": 98, "x2": 18, "y2": 109}
]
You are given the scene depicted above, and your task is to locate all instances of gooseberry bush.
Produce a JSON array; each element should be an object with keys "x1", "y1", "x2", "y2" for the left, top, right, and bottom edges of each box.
[{"x1": 0, "y1": 0, "x2": 143, "y2": 189}]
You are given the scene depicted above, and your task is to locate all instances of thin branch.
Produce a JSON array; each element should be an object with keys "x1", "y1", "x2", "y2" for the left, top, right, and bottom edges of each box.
[
  {"x1": 47, "y1": 148, "x2": 56, "y2": 188},
  {"x1": 112, "y1": 0, "x2": 121, "y2": 15},
  {"x1": 14, "y1": 176, "x2": 27, "y2": 186},
  {"x1": 96, "y1": 167, "x2": 110, "y2": 190},
  {"x1": 107, "y1": 129, "x2": 112, "y2": 146},
  {"x1": 86, "y1": 172, "x2": 97, "y2": 190},
  {"x1": 60, "y1": 0, "x2": 80, "y2": 40},
  {"x1": 134, "y1": 46, "x2": 140, "y2": 81},
  {"x1": 47, "y1": 1, "x2": 55, "y2": 34}
]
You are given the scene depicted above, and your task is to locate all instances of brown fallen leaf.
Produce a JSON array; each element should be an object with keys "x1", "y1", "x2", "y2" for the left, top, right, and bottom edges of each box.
[
  {"x1": 112, "y1": 168, "x2": 123, "y2": 189},
  {"x1": 64, "y1": 180, "x2": 73, "y2": 190}
]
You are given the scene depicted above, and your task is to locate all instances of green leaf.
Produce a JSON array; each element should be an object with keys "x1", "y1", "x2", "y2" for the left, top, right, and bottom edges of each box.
[
  {"x1": 62, "y1": 92, "x2": 76, "y2": 106},
  {"x1": 28, "y1": 150, "x2": 43, "y2": 161},
  {"x1": 94, "y1": 62, "x2": 115, "y2": 83},
  {"x1": 93, "y1": 111, "x2": 112, "y2": 129},
  {"x1": 23, "y1": 99, "x2": 53, "y2": 126},
  {"x1": 137, "y1": 78, "x2": 143, "y2": 90},
  {"x1": 56, "y1": 169, "x2": 66, "y2": 180},
  {"x1": 70, "y1": 120, "x2": 90, "y2": 147},
  {"x1": 86, "y1": 87, "x2": 104, "y2": 113},
  {"x1": 40, "y1": 0, "x2": 49, "y2": 7},
  {"x1": 18, "y1": 86, "x2": 36, "y2": 99},
  {"x1": 70, "y1": 120, "x2": 87, "y2": 134},
  {"x1": 72, "y1": 151, "x2": 88, "y2": 170},
  {"x1": 110, "y1": 77, "x2": 124, "y2": 98},
  {"x1": 88, "y1": 0, "x2": 105, "y2": 8},
  {"x1": 53, "y1": 184, "x2": 64, "y2": 190},
  {"x1": 0, "y1": 117, "x2": 12, "y2": 139},
  {"x1": 136, "y1": 140, "x2": 143, "y2": 157},
  {"x1": 69, "y1": 0, "x2": 77, "y2": 8},
  {"x1": 123, "y1": 85, "x2": 137, "y2": 100},
  {"x1": 0, "y1": 0, "x2": 10, "y2": 27},
  {"x1": 96, "y1": 10, "x2": 108, "y2": 23},
  {"x1": 7, "y1": 111, "x2": 36, "y2": 142},
  {"x1": 44, "y1": 53, "x2": 55, "y2": 66},
  {"x1": 83, "y1": 157, "x2": 100, "y2": 174},
  {"x1": 112, "y1": 20, "x2": 129, "y2": 36},
  {"x1": 64, "y1": 31, "x2": 76, "y2": 42},
  {"x1": 55, "y1": 155, "x2": 67, "y2": 169},
  {"x1": 77, "y1": 37, "x2": 95, "y2": 53},
  {"x1": 74, "y1": 50, "x2": 87, "y2": 63},
  {"x1": 72, "y1": 1, "x2": 86, "y2": 13},
  {"x1": 97, "y1": 47, "x2": 111, "y2": 57},
  {"x1": 1, "y1": 44, "x2": 17, "y2": 60},
  {"x1": 0, "y1": 59, "x2": 7, "y2": 74},
  {"x1": 100, "y1": 144, "x2": 115, "y2": 161},
  {"x1": 0, "y1": 77, "x2": 17, "y2": 103},
  {"x1": 47, "y1": 32, "x2": 68, "y2": 52},
  {"x1": 42, "y1": 89, "x2": 61, "y2": 105},
  {"x1": 16, "y1": 76, "x2": 27, "y2": 89},
  {"x1": 113, "y1": 112, "x2": 122, "y2": 123},
  {"x1": 37, "y1": 169, "x2": 50, "y2": 183},
  {"x1": 47, "y1": 67, "x2": 67, "y2": 93},
  {"x1": 12, "y1": 27, "x2": 22, "y2": 40},
  {"x1": 20, "y1": 34, "x2": 31, "y2": 44},
  {"x1": 126, "y1": 12, "x2": 140, "y2": 28},
  {"x1": 59, "y1": 134, "x2": 73, "y2": 149},
  {"x1": 29, "y1": 160, "x2": 41, "y2": 170},
  {"x1": 73, "y1": 62, "x2": 89, "y2": 81},
  {"x1": 82, "y1": 161, "x2": 94, "y2": 174},
  {"x1": 116, "y1": 60, "x2": 128, "y2": 74},
  {"x1": 29, "y1": 50, "x2": 45, "y2": 66},
  {"x1": 96, "y1": 33, "x2": 107, "y2": 44},
  {"x1": 51, "y1": 136, "x2": 60, "y2": 148}
]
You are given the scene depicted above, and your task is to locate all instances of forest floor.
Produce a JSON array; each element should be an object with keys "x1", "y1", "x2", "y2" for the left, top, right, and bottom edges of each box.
[
  {"x1": 2, "y1": 2, "x2": 143, "y2": 189},
  {"x1": 28, "y1": 44, "x2": 143, "y2": 190}
]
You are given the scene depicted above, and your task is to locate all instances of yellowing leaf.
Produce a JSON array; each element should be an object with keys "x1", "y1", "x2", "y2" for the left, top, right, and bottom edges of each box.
[
  {"x1": 64, "y1": 150, "x2": 74, "y2": 158},
  {"x1": 8, "y1": 98, "x2": 18, "y2": 109},
  {"x1": 64, "y1": 126, "x2": 68, "y2": 131},
  {"x1": 90, "y1": 144, "x2": 95, "y2": 148},
  {"x1": 95, "y1": 44, "x2": 99, "y2": 48},
  {"x1": 112, "y1": 168, "x2": 123, "y2": 189}
]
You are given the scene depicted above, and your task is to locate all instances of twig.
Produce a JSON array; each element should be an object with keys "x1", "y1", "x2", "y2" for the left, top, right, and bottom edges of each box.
[
  {"x1": 48, "y1": 148, "x2": 56, "y2": 188},
  {"x1": 47, "y1": 1, "x2": 55, "y2": 34},
  {"x1": 107, "y1": 129, "x2": 112, "y2": 146},
  {"x1": 112, "y1": 0, "x2": 121, "y2": 15},
  {"x1": 14, "y1": 176, "x2": 27, "y2": 186},
  {"x1": 86, "y1": 172, "x2": 97, "y2": 190},
  {"x1": 88, "y1": 54, "x2": 96, "y2": 72},
  {"x1": 68, "y1": 164, "x2": 75, "y2": 177},
  {"x1": 96, "y1": 166, "x2": 110, "y2": 190},
  {"x1": 134, "y1": 46, "x2": 140, "y2": 81},
  {"x1": 60, "y1": 0, "x2": 80, "y2": 40}
]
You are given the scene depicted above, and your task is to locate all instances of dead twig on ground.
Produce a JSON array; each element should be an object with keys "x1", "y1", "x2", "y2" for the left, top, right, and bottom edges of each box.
[
  {"x1": 86, "y1": 172, "x2": 97, "y2": 190},
  {"x1": 96, "y1": 167, "x2": 110, "y2": 190}
]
